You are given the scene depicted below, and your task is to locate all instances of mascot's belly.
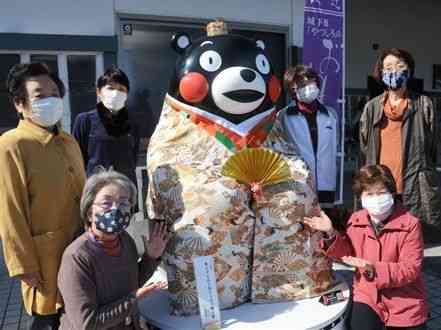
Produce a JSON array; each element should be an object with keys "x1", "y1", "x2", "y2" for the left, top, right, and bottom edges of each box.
[
  {"x1": 252, "y1": 178, "x2": 333, "y2": 302},
  {"x1": 147, "y1": 101, "x2": 332, "y2": 316},
  {"x1": 160, "y1": 170, "x2": 254, "y2": 316}
]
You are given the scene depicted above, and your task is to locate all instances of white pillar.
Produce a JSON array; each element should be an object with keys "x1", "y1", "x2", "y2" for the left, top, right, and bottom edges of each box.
[{"x1": 57, "y1": 54, "x2": 71, "y2": 133}]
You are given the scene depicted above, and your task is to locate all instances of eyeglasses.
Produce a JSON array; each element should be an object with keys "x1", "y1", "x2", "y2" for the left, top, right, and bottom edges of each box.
[
  {"x1": 383, "y1": 63, "x2": 408, "y2": 73},
  {"x1": 93, "y1": 199, "x2": 131, "y2": 211}
]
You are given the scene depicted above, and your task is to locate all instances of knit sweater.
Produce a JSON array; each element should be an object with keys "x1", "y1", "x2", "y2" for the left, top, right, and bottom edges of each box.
[{"x1": 58, "y1": 231, "x2": 159, "y2": 330}]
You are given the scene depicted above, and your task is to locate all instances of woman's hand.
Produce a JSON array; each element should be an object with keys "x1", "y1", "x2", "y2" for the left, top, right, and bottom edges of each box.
[
  {"x1": 341, "y1": 256, "x2": 370, "y2": 268},
  {"x1": 303, "y1": 211, "x2": 334, "y2": 235},
  {"x1": 142, "y1": 222, "x2": 170, "y2": 260},
  {"x1": 135, "y1": 281, "x2": 168, "y2": 300},
  {"x1": 341, "y1": 256, "x2": 372, "y2": 268},
  {"x1": 342, "y1": 256, "x2": 375, "y2": 276}
]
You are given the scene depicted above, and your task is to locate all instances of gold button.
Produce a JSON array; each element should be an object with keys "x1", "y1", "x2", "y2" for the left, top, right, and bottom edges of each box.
[{"x1": 68, "y1": 166, "x2": 74, "y2": 173}]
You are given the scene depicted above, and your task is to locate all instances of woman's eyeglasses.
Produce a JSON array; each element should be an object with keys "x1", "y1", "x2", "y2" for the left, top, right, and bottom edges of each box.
[{"x1": 94, "y1": 199, "x2": 131, "y2": 211}]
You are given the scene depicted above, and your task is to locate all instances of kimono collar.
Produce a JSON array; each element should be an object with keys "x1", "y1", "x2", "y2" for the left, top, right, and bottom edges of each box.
[{"x1": 165, "y1": 93, "x2": 278, "y2": 152}]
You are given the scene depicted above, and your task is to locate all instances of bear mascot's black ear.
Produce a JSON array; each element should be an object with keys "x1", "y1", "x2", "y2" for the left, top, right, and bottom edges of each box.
[{"x1": 171, "y1": 33, "x2": 192, "y2": 54}]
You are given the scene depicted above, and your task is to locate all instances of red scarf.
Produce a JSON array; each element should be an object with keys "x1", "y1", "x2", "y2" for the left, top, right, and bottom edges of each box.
[
  {"x1": 383, "y1": 93, "x2": 408, "y2": 121},
  {"x1": 297, "y1": 100, "x2": 318, "y2": 114},
  {"x1": 89, "y1": 229, "x2": 121, "y2": 256}
]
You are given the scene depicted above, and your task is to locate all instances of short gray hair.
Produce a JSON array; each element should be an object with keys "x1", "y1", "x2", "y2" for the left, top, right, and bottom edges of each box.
[{"x1": 80, "y1": 169, "x2": 137, "y2": 226}]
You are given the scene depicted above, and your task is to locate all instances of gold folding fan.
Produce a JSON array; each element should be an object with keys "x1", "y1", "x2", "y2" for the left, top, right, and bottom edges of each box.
[{"x1": 221, "y1": 148, "x2": 291, "y2": 197}]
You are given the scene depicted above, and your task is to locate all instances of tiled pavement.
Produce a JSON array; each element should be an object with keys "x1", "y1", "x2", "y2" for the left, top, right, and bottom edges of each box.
[
  {"x1": 0, "y1": 246, "x2": 31, "y2": 330},
  {"x1": 423, "y1": 244, "x2": 441, "y2": 330},
  {"x1": 1, "y1": 240, "x2": 440, "y2": 330}
]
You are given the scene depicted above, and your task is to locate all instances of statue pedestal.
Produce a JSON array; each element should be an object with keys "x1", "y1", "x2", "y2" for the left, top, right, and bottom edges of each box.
[{"x1": 138, "y1": 271, "x2": 349, "y2": 330}]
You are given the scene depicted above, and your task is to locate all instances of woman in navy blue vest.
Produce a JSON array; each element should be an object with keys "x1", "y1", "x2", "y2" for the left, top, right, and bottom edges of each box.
[{"x1": 73, "y1": 67, "x2": 139, "y2": 186}]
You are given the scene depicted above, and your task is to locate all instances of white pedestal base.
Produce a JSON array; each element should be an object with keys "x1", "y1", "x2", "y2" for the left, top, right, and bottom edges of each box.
[{"x1": 138, "y1": 280, "x2": 349, "y2": 330}]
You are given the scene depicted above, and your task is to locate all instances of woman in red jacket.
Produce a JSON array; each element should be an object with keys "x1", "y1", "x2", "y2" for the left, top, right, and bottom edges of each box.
[{"x1": 304, "y1": 164, "x2": 428, "y2": 330}]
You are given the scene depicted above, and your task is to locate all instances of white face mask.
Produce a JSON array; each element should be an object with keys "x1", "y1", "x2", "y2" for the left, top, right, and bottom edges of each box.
[
  {"x1": 361, "y1": 193, "x2": 394, "y2": 222},
  {"x1": 296, "y1": 84, "x2": 320, "y2": 104},
  {"x1": 29, "y1": 97, "x2": 64, "y2": 127},
  {"x1": 100, "y1": 89, "x2": 127, "y2": 112}
]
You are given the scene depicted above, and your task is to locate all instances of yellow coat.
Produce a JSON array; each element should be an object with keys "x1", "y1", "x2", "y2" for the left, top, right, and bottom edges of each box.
[{"x1": 0, "y1": 120, "x2": 86, "y2": 315}]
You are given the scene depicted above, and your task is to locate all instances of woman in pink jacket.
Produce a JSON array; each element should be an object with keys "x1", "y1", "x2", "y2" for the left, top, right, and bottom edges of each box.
[{"x1": 304, "y1": 164, "x2": 428, "y2": 330}]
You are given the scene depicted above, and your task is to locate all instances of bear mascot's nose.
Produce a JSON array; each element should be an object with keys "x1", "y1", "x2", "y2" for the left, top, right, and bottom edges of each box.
[{"x1": 240, "y1": 69, "x2": 256, "y2": 82}]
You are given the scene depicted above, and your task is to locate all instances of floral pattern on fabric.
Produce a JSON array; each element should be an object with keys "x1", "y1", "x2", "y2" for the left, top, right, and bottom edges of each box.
[
  {"x1": 147, "y1": 100, "x2": 332, "y2": 316},
  {"x1": 251, "y1": 118, "x2": 333, "y2": 302}
]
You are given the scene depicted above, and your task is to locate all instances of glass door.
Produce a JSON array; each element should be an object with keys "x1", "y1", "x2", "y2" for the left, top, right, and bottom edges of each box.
[
  {"x1": 0, "y1": 54, "x2": 21, "y2": 134},
  {"x1": 0, "y1": 51, "x2": 103, "y2": 133}
]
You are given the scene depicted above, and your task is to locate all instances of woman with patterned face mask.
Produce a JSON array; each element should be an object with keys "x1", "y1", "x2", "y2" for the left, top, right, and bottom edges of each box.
[
  {"x1": 72, "y1": 67, "x2": 140, "y2": 188},
  {"x1": 304, "y1": 165, "x2": 428, "y2": 330},
  {"x1": 359, "y1": 48, "x2": 441, "y2": 243},
  {"x1": 281, "y1": 65, "x2": 339, "y2": 207},
  {"x1": 58, "y1": 169, "x2": 169, "y2": 330}
]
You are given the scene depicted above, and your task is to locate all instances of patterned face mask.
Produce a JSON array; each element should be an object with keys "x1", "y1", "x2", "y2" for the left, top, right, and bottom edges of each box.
[
  {"x1": 94, "y1": 208, "x2": 131, "y2": 234},
  {"x1": 382, "y1": 70, "x2": 409, "y2": 90}
]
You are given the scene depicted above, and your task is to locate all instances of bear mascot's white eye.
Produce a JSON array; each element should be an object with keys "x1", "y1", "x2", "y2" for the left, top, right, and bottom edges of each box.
[
  {"x1": 256, "y1": 54, "x2": 270, "y2": 75},
  {"x1": 199, "y1": 50, "x2": 222, "y2": 72}
]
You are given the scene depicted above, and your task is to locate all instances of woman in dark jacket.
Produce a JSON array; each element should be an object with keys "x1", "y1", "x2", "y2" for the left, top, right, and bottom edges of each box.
[
  {"x1": 359, "y1": 48, "x2": 441, "y2": 242},
  {"x1": 73, "y1": 67, "x2": 139, "y2": 185}
]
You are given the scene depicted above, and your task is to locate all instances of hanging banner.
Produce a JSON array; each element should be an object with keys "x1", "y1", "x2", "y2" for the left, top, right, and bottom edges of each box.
[
  {"x1": 303, "y1": 0, "x2": 345, "y2": 203},
  {"x1": 303, "y1": 0, "x2": 344, "y2": 114}
]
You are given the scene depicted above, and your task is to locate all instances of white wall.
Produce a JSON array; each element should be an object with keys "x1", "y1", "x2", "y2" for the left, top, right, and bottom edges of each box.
[
  {"x1": 3, "y1": 0, "x2": 438, "y2": 91},
  {"x1": 347, "y1": 0, "x2": 441, "y2": 91},
  {"x1": 0, "y1": 0, "x2": 303, "y2": 52},
  {"x1": 0, "y1": 0, "x2": 115, "y2": 36},
  {"x1": 0, "y1": 0, "x2": 304, "y2": 47},
  {"x1": 115, "y1": 0, "x2": 293, "y2": 29}
]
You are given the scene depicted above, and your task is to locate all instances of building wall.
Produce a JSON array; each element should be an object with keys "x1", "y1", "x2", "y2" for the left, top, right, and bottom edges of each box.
[
  {"x1": 0, "y1": 0, "x2": 115, "y2": 36},
  {"x1": 0, "y1": 1, "x2": 298, "y2": 39},
  {"x1": 114, "y1": 0, "x2": 293, "y2": 29},
  {"x1": 291, "y1": 0, "x2": 305, "y2": 47},
  {"x1": 1, "y1": 1, "x2": 440, "y2": 91}
]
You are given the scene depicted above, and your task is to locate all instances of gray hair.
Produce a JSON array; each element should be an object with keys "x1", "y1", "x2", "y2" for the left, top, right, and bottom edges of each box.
[{"x1": 80, "y1": 169, "x2": 137, "y2": 225}]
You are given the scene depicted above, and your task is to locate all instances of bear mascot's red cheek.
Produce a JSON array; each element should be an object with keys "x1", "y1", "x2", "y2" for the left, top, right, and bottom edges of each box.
[
  {"x1": 269, "y1": 75, "x2": 281, "y2": 103},
  {"x1": 179, "y1": 72, "x2": 209, "y2": 103}
]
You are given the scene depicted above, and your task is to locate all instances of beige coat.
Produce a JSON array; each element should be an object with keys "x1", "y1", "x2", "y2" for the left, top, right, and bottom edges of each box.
[{"x1": 0, "y1": 120, "x2": 85, "y2": 315}]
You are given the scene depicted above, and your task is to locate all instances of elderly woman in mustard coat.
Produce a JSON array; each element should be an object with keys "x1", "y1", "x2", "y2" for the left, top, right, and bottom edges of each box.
[{"x1": 0, "y1": 63, "x2": 85, "y2": 329}]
